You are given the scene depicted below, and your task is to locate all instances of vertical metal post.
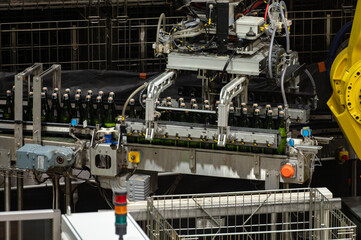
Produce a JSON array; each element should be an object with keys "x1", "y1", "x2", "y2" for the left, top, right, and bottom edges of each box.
[
  {"x1": 33, "y1": 75, "x2": 42, "y2": 144},
  {"x1": 17, "y1": 172, "x2": 23, "y2": 240},
  {"x1": 326, "y1": 14, "x2": 331, "y2": 49},
  {"x1": 65, "y1": 176, "x2": 71, "y2": 213},
  {"x1": 140, "y1": 22, "x2": 146, "y2": 73},
  {"x1": 5, "y1": 171, "x2": 11, "y2": 240},
  {"x1": 14, "y1": 74, "x2": 23, "y2": 154},
  {"x1": 71, "y1": 25, "x2": 78, "y2": 70},
  {"x1": 54, "y1": 176, "x2": 60, "y2": 210},
  {"x1": 11, "y1": 27, "x2": 16, "y2": 72}
]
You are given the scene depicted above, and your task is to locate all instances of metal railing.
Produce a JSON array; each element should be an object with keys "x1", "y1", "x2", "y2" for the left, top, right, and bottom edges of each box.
[
  {"x1": 0, "y1": 209, "x2": 61, "y2": 240},
  {"x1": 147, "y1": 188, "x2": 356, "y2": 240}
]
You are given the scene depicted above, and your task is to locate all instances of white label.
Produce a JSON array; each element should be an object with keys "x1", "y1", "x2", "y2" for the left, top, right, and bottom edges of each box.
[{"x1": 38, "y1": 156, "x2": 45, "y2": 170}]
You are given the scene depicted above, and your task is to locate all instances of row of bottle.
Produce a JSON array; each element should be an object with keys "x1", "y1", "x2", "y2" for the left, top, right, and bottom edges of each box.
[
  {"x1": 129, "y1": 100, "x2": 287, "y2": 154},
  {"x1": 156, "y1": 98, "x2": 286, "y2": 131},
  {"x1": 3, "y1": 88, "x2": 119, "y2": 128}
]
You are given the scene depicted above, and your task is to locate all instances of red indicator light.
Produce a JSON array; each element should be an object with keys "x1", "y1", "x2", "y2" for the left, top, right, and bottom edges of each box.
[{"x1": 115, "y1": 194, "x2": 127, "y2": 204}]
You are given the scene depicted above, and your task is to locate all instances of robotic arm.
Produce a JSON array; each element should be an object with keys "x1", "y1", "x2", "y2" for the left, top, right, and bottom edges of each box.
[{"x1": 328, "y1": 2, "x2": 361, "y2": 158}]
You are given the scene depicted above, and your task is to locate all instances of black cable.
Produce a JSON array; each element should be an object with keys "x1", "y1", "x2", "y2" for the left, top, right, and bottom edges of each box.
[{"x1": 220, "y1": 50, "x2": 237, "y2": 81}]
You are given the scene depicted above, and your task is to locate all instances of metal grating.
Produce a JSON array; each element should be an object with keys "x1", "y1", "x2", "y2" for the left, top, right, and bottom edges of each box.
[
  {"x1": 0, "y1": 19, "x2": 107, "y2": 72},
  {"x1": 0, "y1": 0, "x2": 106, "y2": 9},
  {"x1": 0, "y1": 9, "x2": 355, "y2": 72},
  {"x1": 147, "y1": 188, "x2": 356, "y2": 240}
]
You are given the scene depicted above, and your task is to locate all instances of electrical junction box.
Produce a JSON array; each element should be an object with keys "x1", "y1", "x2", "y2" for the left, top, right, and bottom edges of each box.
[
  {"x1": 16, "y1": 144, "x2": 74, "y2": 171},
  {"x1": 236, "y1": 16, "x2": 265, "y2": 39}
]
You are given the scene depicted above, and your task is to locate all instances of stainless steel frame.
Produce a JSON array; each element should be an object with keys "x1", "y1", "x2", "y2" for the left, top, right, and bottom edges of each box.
[
  {"x1": 33, "y1": 64, "x2": 61, "y2": 144},
  {"x1": 146, "y1": 188, "x2": 356, "y2": 240},
  {"x1": 0, "y1": 209, "x2": 61, "y2": 240}
]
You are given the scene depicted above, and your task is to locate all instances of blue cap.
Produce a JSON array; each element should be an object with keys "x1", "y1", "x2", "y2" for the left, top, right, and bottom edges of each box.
[
  {"x1": 71, "y1": 119, "x2": 79, "y2": 127},
  {"x1": 104, "y1": 133, "x2": 112, "y2": 144},
  {"x1": 301, "y1": 127, "x2": 311, "y2": 137},
  {"x1": 288, "y1": 139, "x2": 295, "y2": 147}
]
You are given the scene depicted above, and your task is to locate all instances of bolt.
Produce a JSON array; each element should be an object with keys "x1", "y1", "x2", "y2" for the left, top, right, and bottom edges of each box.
[
  {"x1": 131, "y1": 155, "x2": 136, "y2": 160},
  {"x1": 266, "y1": 171, "x2": 269, "y2": 177},
  {"x1": 299, "y1": 176, "x2": 302, "y2": 181}
]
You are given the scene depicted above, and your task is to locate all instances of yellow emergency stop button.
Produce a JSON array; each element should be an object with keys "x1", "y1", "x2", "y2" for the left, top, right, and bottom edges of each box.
[{"x1": 128, "y1": 151, "x2": 140, "y2": 163}]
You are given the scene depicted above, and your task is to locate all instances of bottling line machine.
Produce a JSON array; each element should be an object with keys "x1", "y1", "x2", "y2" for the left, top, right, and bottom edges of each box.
[{"x1": 0, "y1": 0, "x2": 335, "y2": 222}]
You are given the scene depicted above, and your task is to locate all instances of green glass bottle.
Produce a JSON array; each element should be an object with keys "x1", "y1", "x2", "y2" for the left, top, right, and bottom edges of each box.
[
  {"x1": 109, "y1": 92, "x2": 115, "y2": 100},
  {"x1": 50, "y1": 93, "x2": 61, "y2": 123},
  {"x1": 264, "y1": 110, "x2": 274, "y2": 154},
  {"x1": 228, "y1": 107, "x2": 235, "y2": 126},
  {"x1": 94, "y1": 96, "x2": 104, "y2": 126},
  {"x1": 189, "y1": 103, "x2": 201, "y2": 149},
  {"x1": 238, "y1": 107, "x2": 250, "y2": 152},
  {"x1": 203, "y1": 99, "x2": 209, "y2": 109},
  {"x1": 191, "y1": 104, "x2": 200, "y2": 123},
  {"x1": 42, "y1": 87, "x2": 50, "y2": 114},
  {"x1": 74, "y1": 94, "x2": 84, "y2": 124},
  {"x1": 104, "y1": 97, "x2": 116, "y2": 128},
  {"x1": 87, "y1": 90, "x2": 93, "y2": 98},
  {"x1": 4, "y1": 90, "x2": 14, "y2": 120},
  {"x1": 178, "y1": 97, "x2": 184, "y2": 106},
  {"x1": 201, "y1": 105, "x2": 214, "y2": 150},
  {"x1": 252, "y1": 109, "x2": 263, "y2": 153},
  {"x1": 166, "y1": 101, "x2": 173, "y2": 121},
  {"x1": 41, "y1": 92, "x2": 49, "y2": 122},
  {"x1": 65, "y1": 88, "x2": 71, "y2": 98},
  {"x1": 204, "y1": 105, "x2": 211, "y2": 125},
  {"x1": 84, "y1": 95, "x2": 94, "y2": 125},
  {"x1": 240, "y1": 107, "x2": 248, "y2": 127},
  {"x1": 98, "y1": 91, "x2": 105, "y2": 119},
  {"x1": 178, "y1": 103, "x2": 187, "y2": 122},
  {"x1": 277, "y1": 111, "x2": 287, "y2": 155},
  {"x1": 176, "y1": 103, "x2": 189, "y2": 147},
  {"x1": 61, "y1": 94, "x2": 72, "y2": 123},
  {"x1": 129, "y1": 99, "x2": 136, "y2": 118},
  {"x1": 252, "y1": 108, "x2": 262, "y2": 128},
  {"x1": 139, "y1": 100, "x2": 146, "y2": 120},
  {"x1": 25, "y1": 92, "x2": 33, "y2": 121}
]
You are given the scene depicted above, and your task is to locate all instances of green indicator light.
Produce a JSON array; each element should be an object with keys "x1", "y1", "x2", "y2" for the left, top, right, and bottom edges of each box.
[{"x1": 116, "y1": 216, "x2": 127, "y2": 224}]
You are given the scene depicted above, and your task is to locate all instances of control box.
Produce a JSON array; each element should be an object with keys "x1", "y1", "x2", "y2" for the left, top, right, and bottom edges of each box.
[{"x1": 17, "y1": 144, "x2": 74, "y2": 171}]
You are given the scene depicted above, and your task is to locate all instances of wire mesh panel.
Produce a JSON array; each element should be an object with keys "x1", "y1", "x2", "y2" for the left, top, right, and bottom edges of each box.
[
  {"x1": 0, "y1": 9, "x2": 355, "y2": 72},
  {"x1": 109, "y1": 0, "x2": 171, "y2": 6},
  {"x1": 147, "y1": 188, "x2": 356, "y2": 240},
  {"x1": 110, "y1": 16, "x2": 182, "y2": 72},
  {"x1": 287, "y1": 9, "x2": 354, "y2": 63},
  {"x1": 0, "y1": 0, "x2": 105, "y2": 9},
  {"x1": 0, "y1": 19, "x2": 107, "y2": 72}
]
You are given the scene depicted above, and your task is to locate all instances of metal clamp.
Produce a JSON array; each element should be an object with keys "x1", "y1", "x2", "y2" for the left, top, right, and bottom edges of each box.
[
  {"x1": 217, "y1": 76, "x2": 247, "y2": 146},
  {"x1": 145, "y1": 70, "x2": 176, "y2": 140}
]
